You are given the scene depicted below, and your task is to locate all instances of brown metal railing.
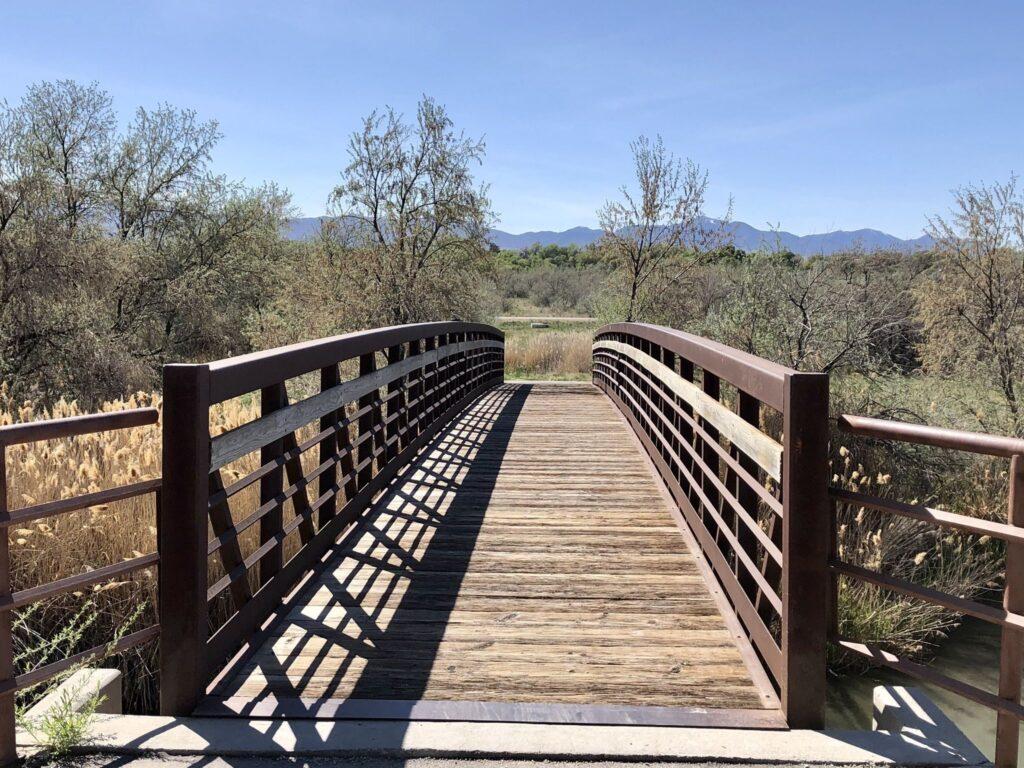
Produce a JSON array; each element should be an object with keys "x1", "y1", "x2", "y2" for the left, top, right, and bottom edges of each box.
[
  {"x1": 830, "y1": 414, "x2": 1024, "y2": 768},
  {"x1": 0, "y1": 408, "x2": 162, "y2": 764},
  {"x1": 592, "y1": 322, "x2": 831, "y2": 728},
  {"x1": 158, "y1": 321, "x2": 505, "y2": 715}
]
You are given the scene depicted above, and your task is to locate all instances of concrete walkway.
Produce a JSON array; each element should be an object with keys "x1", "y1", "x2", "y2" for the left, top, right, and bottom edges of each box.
[{"x1": 40, "y1": 759, "x2": 907, "y2": 768}]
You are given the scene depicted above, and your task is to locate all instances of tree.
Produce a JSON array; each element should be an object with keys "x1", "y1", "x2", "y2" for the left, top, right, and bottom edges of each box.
[
  {"x1": 598, "y1": 135, "x2": 732, "y2": 322},
  {"x1": 326, "y1": 96, "x2": 494, "y2": 325},
  {"x1": 0, "y1": 80, "x2": 290, "y2": 404},
  {"x1": 917, "y1": 177, "x2": 1024, "y2": 436},
  {"x1": 696, "y1": 250, "x2": 923, "y2": 374}
]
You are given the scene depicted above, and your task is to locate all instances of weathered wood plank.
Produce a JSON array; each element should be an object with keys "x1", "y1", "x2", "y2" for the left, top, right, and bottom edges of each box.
[{"x1": 210, "y1": 382, "x2": 773, "y2": 713}]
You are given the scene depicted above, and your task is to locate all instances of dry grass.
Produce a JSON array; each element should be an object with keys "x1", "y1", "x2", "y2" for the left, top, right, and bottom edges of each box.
[
  {"x1": 829, "y1": 437, "x2": 1006, "y2": 670},
  {"x1": 1, "y1": 385, "x2": 261, "y2": 714},
  {"x1": 503, "y1": 329, "x2": 592, "y2": 380}
]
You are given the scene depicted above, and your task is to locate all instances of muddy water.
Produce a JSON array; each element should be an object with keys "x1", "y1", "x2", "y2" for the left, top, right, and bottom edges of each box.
[{"x1": 826, "y1": 618, "x2": 1018, "y2": 763}]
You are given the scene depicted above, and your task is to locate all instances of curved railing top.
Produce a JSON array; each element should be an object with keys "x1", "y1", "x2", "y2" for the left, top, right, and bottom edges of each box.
[
  {"x1": 202, "y1": 321, "x2": 503, "y2": 403},
  {"x1": 595, "y1": 323, "x2": 794, "y2": 411}
]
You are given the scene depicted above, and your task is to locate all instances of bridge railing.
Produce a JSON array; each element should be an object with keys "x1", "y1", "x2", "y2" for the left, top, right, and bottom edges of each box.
[
  {"x1": 159, "y1": 321, "x2": 504, "y2": 715},
  {"x1": 0, "y1": 408, "x2": 162, "y2": 765},
  {"x1": 830, "y1": 415, "x2": 1024, "y2": 768},
  {"x1": 592, "y1": 322, "x2": 830, "y2": 728}
]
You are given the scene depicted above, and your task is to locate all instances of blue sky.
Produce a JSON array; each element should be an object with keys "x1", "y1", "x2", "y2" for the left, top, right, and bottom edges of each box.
[{"x1": 2, "y1": 1, "x2": 1021, "y2": 237}]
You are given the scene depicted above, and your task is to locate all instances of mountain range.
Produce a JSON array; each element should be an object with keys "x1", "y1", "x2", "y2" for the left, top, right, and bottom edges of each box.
[{"x1": 285, "y1": 217, "x2": 933, "y2": 257}]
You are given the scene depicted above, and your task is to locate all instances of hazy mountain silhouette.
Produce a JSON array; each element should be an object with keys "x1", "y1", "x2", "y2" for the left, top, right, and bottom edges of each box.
[{"x1": 285, "y1": 217, "x2": 933, "y2": 256}]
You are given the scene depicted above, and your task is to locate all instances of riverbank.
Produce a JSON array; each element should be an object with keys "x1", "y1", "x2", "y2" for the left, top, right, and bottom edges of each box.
[{"x1": 828, "y1": 617, "x2": 1008, "y2": 763}]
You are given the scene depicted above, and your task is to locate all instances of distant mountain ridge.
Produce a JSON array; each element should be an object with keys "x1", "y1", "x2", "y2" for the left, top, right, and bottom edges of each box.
[{"x1": 285, "y1": 217, "x2": 933, "y2": 256}]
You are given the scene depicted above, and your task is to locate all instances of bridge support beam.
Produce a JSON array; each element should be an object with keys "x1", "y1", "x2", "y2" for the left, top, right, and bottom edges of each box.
[{"x1": 780, "y1": 371, "x2": 830, "y2": 729}]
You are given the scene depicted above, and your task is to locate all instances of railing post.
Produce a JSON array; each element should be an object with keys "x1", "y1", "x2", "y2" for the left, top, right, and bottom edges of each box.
[
  {"x1": 386, "y1": 345, "x2": 404, "y2": 461},
  {"x1": 997, "y1": 453, "x2": 1024, "y2": 768},
  {"x1": 159, "y1": 363, "x2": 211, "y2": 716},
  {"x1": 318, "y1": 364, "x2": 340, "y2": 528},
  {"x1": 259, "y1": 383, "x2": 287, "y2": 585},
  {"x1": 357, "y1": 352, "x2": 377, "y2": 489},
  {"x1": 780, "y1": 370, "x2": 830, "y2": 729},
  {"x1": 0, "y1": 447, "x2": 15, "y2": 766}
]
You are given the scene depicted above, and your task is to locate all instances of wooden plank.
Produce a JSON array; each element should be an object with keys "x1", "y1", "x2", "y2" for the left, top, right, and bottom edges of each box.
[
  {"x1": 594, "y1": 341, "x2": 782, "y2": 480},
  {"x1": 209, "y1": 382, "x2": 775, "y2": 714}
]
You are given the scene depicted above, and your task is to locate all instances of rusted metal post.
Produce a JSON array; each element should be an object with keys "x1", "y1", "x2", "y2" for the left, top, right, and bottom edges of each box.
[
  {"x1": 735, "y1": 391, "x2": 761, "y2": 600},
  {"x1": 386, "y1": 345, "x2": 404, "y2": 461},
  {"x1": 997, "y1": 453, "x2": 1024, "y2": 768},
  {"x1": 702, "y1": 372, "x2": 722, "y2": 540},
  {"x1": 159, "y1": 364, "x2": 212, "y2": 715},
  {"x1": 0, "y1": 447, "x2": 15, "y2": 766},
  {"x1": 780, "y1": 370, "x2": 830, "y2": 729}
]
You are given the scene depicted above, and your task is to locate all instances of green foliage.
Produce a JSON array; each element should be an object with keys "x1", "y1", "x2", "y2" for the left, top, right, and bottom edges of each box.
[
  {"x1": 19, "y1": 682, "x2": 104, "y2": 758},
  {"x1": 0, "y1": 79, "x2": 291, "y2": 405},
  {"x1": 916, "y1": 176, "x2": 1024, "y2": 437},
  {"x1": 495, "y1": 243, "x2": 606, "y2": 270}
]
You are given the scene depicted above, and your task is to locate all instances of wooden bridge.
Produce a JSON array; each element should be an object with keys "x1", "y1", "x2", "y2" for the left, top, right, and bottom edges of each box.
[{"x1": 1, "y1": 321, "x2": 1022, "y2": 765}]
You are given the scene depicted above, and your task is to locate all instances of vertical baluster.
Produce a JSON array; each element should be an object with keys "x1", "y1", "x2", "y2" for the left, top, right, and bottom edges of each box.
[
  {"x1": 734, "y1": 392, "x2": 760, "y2": 598},
  {"x1": 318, "y1": 363, "x2": 340, "y2": 528},
  {"x1": 423, "y1": 336, "x2": 436, "y2": 430},
  {"x1": 996, "y1": 453, "x2": 1024, "y2": 768},
  {"x1": 357, "y1": 352, "x2": 377, "y2": 489},
  {"x1": 406, "y1": 339, "x2": 422, "y2": 445},
  {"x1": 386, "y1": 344, "x2": 404, "y2": 462},
  {"x1": 661, "y1": 348, "x2": 679, "y2": 485},
  {"x1": 679, "y1": 358, "x2": 697, "y2": 509},
  {"x1": 702, "y1": 371, "x2": 722, "y2": 543},
  {"x1": 259, "y1": 382, "x2": 287, "y2": 585}
]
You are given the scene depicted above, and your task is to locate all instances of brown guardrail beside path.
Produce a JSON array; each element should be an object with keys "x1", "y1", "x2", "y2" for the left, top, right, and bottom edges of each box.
[
  {"x1": 830, "y1": 414, "x2": 1024, "y2": 768},
  {"x1": 159, "y1": 321, "x2": 505, "y2": 715},
  {"x1": 0, "y1": 408, "x2": 162, "y2": 766},
  {"x1": 592, "y1": 322, "x2": 831, "y2": 728}
]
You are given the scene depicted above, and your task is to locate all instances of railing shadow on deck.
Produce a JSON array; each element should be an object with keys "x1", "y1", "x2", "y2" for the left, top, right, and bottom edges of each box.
[{"x1": 233, "y1": 384, "x2": 530, "y2": 707}]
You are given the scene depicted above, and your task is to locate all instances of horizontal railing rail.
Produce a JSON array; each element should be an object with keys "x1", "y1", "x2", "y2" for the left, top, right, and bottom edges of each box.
[
  {"x1": 0, "y1": 408, "x2": 162, "y2": 764},
  {"x1": 830, "y1": 415, "x2": 1024, "y2": 768},
  {"x1": 592, "y1": 323, "x2": 830, "y2": 728},
  {"x1": 159, "y1": 321, "x2": 505, "y2": 715}
]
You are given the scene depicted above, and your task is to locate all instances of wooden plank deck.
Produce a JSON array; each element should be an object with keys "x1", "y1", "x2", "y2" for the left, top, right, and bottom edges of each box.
[{"x1": 204, "y1": 382, "x2": 780, "y2": 724}]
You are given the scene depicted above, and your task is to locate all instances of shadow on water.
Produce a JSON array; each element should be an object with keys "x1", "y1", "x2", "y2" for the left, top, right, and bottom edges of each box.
[{"x1": 827, "y1": 617, "x2": 1013, "y2": 762}]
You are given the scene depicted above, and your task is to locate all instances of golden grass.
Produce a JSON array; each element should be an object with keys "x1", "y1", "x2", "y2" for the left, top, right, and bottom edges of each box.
[
  {"x1": 829, "y1": 439, "x2": 1006, "y2": 670},
  {"x1": 1, "y1": 385, "x2": 263, "y2": 714},
  {"x1": 503, "y1": 330, "x2": 592, "y2": 380}
]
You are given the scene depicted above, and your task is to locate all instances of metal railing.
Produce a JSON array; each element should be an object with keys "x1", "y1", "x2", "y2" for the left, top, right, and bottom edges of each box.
[
  {"x1": 830, "y1": 414, "x2": 1024, "y2": 768},
  {"x1": 592, "y1": 322, "x2": 830, "y2": 728},
  {"x1": 158, "y1": 321, "x2": 505, "y2": 714},
  {"x1": 0, "y1": 409, "x2": 162, "y2": 764}
]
